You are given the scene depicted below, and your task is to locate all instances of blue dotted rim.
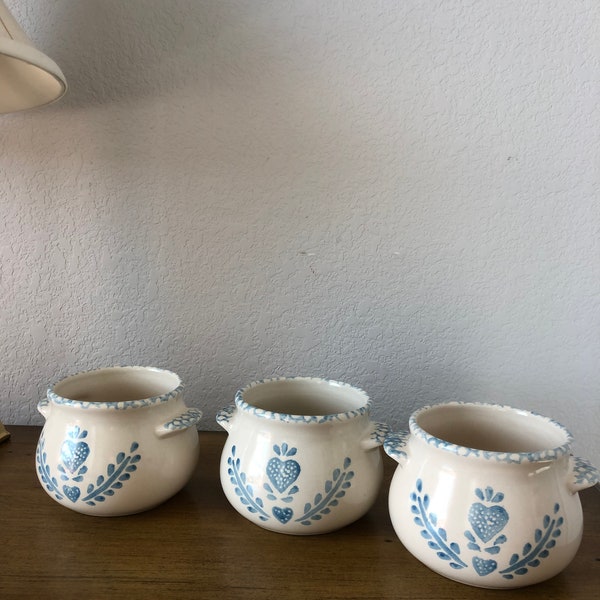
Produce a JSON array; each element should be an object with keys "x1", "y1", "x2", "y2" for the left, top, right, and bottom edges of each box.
[
  {"x1": 409, "y1": 402, "x2": 573, "y2": 464},
  {"x1": 47, "y1": 366, "x2": 183, "y2": 411},
  {"x1": 235, "y1": 376, "x2": 371, "y2": 424}
]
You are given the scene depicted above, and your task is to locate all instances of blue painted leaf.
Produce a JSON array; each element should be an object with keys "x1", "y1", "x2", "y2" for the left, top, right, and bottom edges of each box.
[
  {"x1": 554, "y1": 503, "x2": 560, "y2": 514},
  {"x1": 414, "y1": 517, "x2": 424, "y2": 527},
  {"x1": 108, "y1": 463, "x2": 115, "y2": 476},
  {"x1": 97, "y1": 475, "x2": 104, "y2": 486},
  {"x1": 130, "y1": 442, "x2": 139, "y2": 452},
  {"x1": 336, "y1": 491, "x2": 346, "y2": 498},
  {"x1": 494, "y1": 535, "x2": 506, "y2": 545},
  {"x1": 423, "y1": 494, "x2": 429, "y2": 510},
  {"x1": 322, "y1": 508, "x2": 331, "y2": 515},
  {"x1": 437, "y1": 526, "x2": 447, "y2": 542},
  {"x1": 475, "y1": 488, "x2": 485, "y2": 501},
  {"x1": 274, "y1": 445, "x2": 281, "y2": 456},
  {"x1": 547, "y1": 540, "x2": 556, "y2": 549},
  {"x1": 543, "y1": 515, "x2": 550, "y2": 528},
  {"x1": 465, "y1": 531, "x2": 476, "y2": 542},
  {"x1": 449, "y1": 563, "x2": 463, "y2": 570},
  {"x1": 287, "y1": 447, "x2": 297, "y2": 457},
  {"x1": 450, "y1": 542, "x2": 460, "y2": 554},
  {"x1": 131, "y1": 455, "x2": 141, "y2": 464},
  {"x1": 468, "y1": 542, "x2": 480, "y2": 551},
  {"x1": 314, "y1": 493, "x2": 322, "y2": 504},
  {"x1": 342, "y1": 482, "x2": 351, "y2": 489},
  {"x1": 410, "y1": 492, "x2": 417, "y2": 502},
  {"x1": 125, "y1": 465, "x2": 137, "y2": 473},
  {"x1": 416, "y1": 479, "x2": 423, "y2": 492},
  {"x1": 552, "y1": 529, "x2": 561, "y2": 538},
  {"x1": 330, "y1": 499, "x2": 338, "y2": 507},
  {"x1": 312, "y1": 514, "x2": 322, "y2": 521},
  {"x1": 263, "y1": 483, "x2": 273, "y2": 493},
  {"x1": 503, "y1": 574, "x2": 514, "y2": 580},
  {"x1": 304, "y1": 503, "x2": 311, "y2": 513},
  {"x1": 289, "y1": 485, "x2": 299, "y2": 495},
  {"x1": 267, "y1": 494, "x2": 276, "y2": 501},
  {"x1": 96, "y1": 496, "x2": 105, "y2": 502},
  {"x1": 421, "y1": 531, "x2": 432, "y2": 540},
  {"x1": 113, "y1": 482, "x2": 123, "y2": 489},
  {"x1": 325, "y1": 480, "x2": 332, "y2": 493},
  {"x1": 247, "y1": 506, "x2": 257, "y2": 513},
  {"x1": 256, "y1": 498, "x2": 263, "y2": 508},
  {"x1": 523, "y1": 543, "x2": 532, "y2": 555},
  {"x1": 485, "y1": 546, "x2": 500, "y2": 555},
  {"x1": 515, "y1": 568, "x2": 528, "y2": 575},
  {"x1": 343, "y1": 457, "x2": 351, "y2": 469},
  {"x1": 117, "y1": 452, "x2": 125, "y2": 464},
  {"x1": 281, "y1": 443, "x2": 288, "y2": 455},
  {"x1": 510, "y1": 554, "x2": 519, "y2": 565},
  {"x1": 105, "y1": 489, "x2": 114, "y2": 496},
  {"x1": 430, "y1": 513, "x2": 438, "y2": 527},
  {"x1": 428, "y1": 541, "x2": 439, "y2": 550},
  {"x1": 282, "y1": 497, "x2": 293, "y2": 503},
  {"x1": 79, "y1": 466, "x2": 88, "y2": 474},
  {"x1": 528, "y1": 559, "x2": 540, "y2": 567},
  {"x1": 333, "y1": 469, "x2": 340, "y2": 480},
  {"x1": 557, "y1": 517, "x2": 564, "y2": 527},
  {"x1": 72, "y1": 476, "x2": 83, "y2": 482},
  {"x1": 119, "y1": 473, "x2": 130, "y2": 481},
  {"x1": 259, "y1": 516, "x2": 268, "y2": 521},
  {"x1": 485, "y1": 486, "x2": 494, "y2": 501},
  {"x1": 87, "y1": 483, "x2": 94, "y2": 493},
  {"x1": 437, "y1": 552, "x2": 450, "y2": 560},
  {"x1": 411, "y1": 505, "x2": 420, "y2": 515},
  {"x1": 492, "y1": 492, "x2": 504, "y2": 503},
  {"x1": 301, "y1": 520, "x2": 311, "y2": 526},
  {"x1": 539, "y1": 550, "x2": 550, "y2": 558}
]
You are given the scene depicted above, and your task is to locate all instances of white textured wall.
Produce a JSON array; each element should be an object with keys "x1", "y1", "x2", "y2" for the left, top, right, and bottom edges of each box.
[{"x1": 1, "y1": 1, "x2": 598, "y2": 464}]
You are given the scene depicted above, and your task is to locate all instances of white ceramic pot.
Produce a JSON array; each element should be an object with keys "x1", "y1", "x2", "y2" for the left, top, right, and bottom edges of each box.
[
  {"x1": 36, "y1": 366, "x2": 202, "y2": 516},
  {"x1": 384, "y1": 402, "x2": 599, "y2": 589},
  {"x1": 217, "y1": 377, "x2": 388, "y2": 534}
]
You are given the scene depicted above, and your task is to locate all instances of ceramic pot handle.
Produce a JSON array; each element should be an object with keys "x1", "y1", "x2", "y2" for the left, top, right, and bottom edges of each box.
[
  {"x1": 37, "y1": 397, "x2": 50, "y2": 419},
  {"x1": 361, "y1": 421, "x2": 390, "y2": 450},
  {"x1": 155, "y1": 407, "x2": 203, "y2": 439},
  {"x1": 567, "y1": 456, "x2": 599, "y2": 494},
  {"x1": 383, "y1": 430, "x2": 410, "y2": 465},
  {"x1": 216, "y1": 404, "x2": 236, "y2": 432}
]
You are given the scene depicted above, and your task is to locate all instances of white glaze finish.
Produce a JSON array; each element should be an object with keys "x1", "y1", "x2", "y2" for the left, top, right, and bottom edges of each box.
[
  {"x1": 385, "y1": 403, "x2": 598, "y2": 589},
  {"x1": 217, "y1": 377, "x2": 387, "y2": 534},
  {"x1": 35, "y1": 366, "x2": 201, "y2": 516}
]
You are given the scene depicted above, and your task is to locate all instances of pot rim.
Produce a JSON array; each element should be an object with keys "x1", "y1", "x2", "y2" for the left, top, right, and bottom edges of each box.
[
  {"x1": 47, "y1": 366, "x2": 183, "y2": 410},
  {"x1": 235, "y1": 376, "x2": 371, "y2": 424},
  {"x1": 410, "y1": 402, "x2": 573, "y2": 464}
]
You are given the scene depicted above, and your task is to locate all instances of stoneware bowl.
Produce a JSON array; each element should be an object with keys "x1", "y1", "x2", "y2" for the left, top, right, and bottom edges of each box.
[
  {"x1": 384, "y1": 402, "x2": 599, "y2": 589},
  {"x1": 36, "y1": 366, "x2": 202, "y2": 516},
  {"x1": 217, "y1": 377, "x2": 388, "y2": 534}
]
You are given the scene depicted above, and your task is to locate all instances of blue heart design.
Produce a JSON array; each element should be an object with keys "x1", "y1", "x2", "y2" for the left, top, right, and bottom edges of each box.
[
  {"x1": 266, "y1": 457, "x2": 300, "y2": 493},
  {"x1": 472, "y1": 556, "x2": 498, "y2": 576},
  {"x1": 60, "y1": 440, "x2": 90, "y2": 473},
  {"x1": 468, "y1": 502, "x2": 509, "y2": 542},
  {"x1": 63, "y1": 485, "x2": 81, "y2": 503},
  {"x1": 273, "y1": 506, "x2": 293, "y2": 524}
]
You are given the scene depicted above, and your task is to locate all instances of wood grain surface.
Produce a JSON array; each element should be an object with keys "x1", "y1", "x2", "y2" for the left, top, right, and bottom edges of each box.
[{"x1": 1, "y1": 426, "x2": 598, "y2": 599}]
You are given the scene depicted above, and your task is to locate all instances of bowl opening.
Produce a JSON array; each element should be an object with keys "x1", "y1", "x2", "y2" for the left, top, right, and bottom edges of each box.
[
  {"x1": 239, "y1": 378, "x2": 368, "y2": 417},
  {"x1": 414, "y1": 403, "x2": 569, "y2": 455},
  {"x1": 52, "y1": 367, "x2": 181, "y2": 404}
]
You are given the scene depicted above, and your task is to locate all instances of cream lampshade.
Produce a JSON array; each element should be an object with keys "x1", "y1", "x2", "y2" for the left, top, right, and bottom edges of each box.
[{"x1": 0, "y1": 0, "x2": 67, "y2": 113}]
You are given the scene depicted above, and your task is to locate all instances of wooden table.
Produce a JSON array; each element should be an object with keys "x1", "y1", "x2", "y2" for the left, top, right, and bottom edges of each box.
[{"x1": 1, "y1": 426, "x2": 598, "y2": 599}]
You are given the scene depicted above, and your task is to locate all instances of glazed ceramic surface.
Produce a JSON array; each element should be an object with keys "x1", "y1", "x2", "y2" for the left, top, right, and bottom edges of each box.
[
  {"x1": 36, "y1": 366, "x2": 202, "y2": 516},
  {"x1": 217, "y1": 377, "x2": 388, "y2": 534},
  {"x1": 384, "y1": 402, "x2": 599, "y2": 589}
]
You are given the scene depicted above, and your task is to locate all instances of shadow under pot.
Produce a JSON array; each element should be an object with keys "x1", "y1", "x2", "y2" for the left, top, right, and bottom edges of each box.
[
  {"x1": 36, "y1": 366, "x2": 202, "y2": 516},
  {"x1": 217, "y1": 377, "x2": 388, "y2": 534},
  {"x1": 384, "y1": 402, "x2": 599, "y2": 589}
]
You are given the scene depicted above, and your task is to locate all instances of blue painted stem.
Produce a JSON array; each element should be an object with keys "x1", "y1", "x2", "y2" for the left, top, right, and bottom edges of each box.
[
  {"x1": 418, "y1": 496, "x2": 467, "y2": 568},
  {"x1": 295, "y1": 472, "x2": 346, "y2": 523},
  {"x1": 499, "y1": 519, "x2": 556, "y2": 575},
  {"x1": 81, "y1": 456, "x2": 132, "y2": 502},
  {"x1": 231, "y1": 459, "x2": 270, "y2": 519}
]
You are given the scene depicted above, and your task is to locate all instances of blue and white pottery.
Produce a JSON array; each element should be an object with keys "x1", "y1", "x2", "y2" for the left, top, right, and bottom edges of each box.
[
  {"x1": 384, "y1": 402, "x2": 599, "y2": 589},
  {"x1": 217, "y1": 377, "x2": 388, "y2": 534},
  {"x1": 36, "y1": 366, "x2": 202, "y2": 516}
]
